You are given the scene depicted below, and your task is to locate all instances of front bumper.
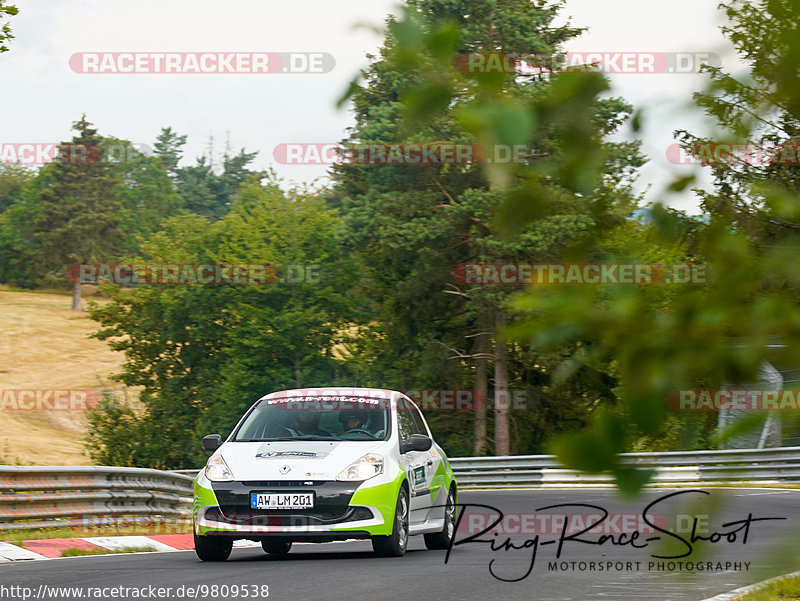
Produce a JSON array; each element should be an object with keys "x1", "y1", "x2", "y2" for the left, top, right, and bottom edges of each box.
[{"x1": 195, "y1": 479, "x2": 390, "y2": 538}]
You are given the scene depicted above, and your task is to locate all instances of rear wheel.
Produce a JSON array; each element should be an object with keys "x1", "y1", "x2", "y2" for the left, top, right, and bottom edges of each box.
[
  {"x1": 372, "y1": 487, "x2": 409, "y2": 557},
  {"x1": 424, "y1": 487, "x2": 456, "y2": 550},
  {"x1": 194, "y1": 533, "x2": 232, "y2": 562},
  {"x1": 261, "y1": 539, "x2": 292, "y2": 555}
]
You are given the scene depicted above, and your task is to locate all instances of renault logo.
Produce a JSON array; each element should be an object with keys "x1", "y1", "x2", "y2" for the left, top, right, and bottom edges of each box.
[{"x1": 280, "y1": 465, "x2": 291, "y2": 475}]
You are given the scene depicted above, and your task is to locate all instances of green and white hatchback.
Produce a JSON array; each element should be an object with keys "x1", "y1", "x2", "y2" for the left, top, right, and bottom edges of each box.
[{"x1": 193, "y1": 387, "x2": 458, "y2": 561}]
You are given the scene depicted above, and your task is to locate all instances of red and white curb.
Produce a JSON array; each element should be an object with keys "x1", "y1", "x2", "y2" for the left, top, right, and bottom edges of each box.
[
  {"x1": 0, "y1": 534, "x2": 197, "y2": 561},
  {"x1": 0, "y1": 535, "x2": 352, "y2": 561}
]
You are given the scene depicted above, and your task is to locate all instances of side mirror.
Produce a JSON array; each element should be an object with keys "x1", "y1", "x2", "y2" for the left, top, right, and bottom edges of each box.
[
  {"x1": 401, "y1": 433, "x2": 432, "y2": 453},
  {"x1": 202, "y1": 434, "x2": 223, "y2": 452}
]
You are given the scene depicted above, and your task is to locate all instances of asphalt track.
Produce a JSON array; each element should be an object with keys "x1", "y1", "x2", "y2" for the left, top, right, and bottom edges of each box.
[{"x1": 3, "y1": 489, "x2": 799, "y2": 601}]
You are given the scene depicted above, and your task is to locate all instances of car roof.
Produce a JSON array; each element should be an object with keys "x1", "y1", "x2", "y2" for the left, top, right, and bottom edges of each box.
[{"x1": 259, "y1": 387, "x2": 404, "y2": 402}]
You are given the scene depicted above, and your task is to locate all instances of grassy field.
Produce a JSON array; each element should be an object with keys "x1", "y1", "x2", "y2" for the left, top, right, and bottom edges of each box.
[{"x1": 0, "y1": 286, "x2": 133, "y2": 465}]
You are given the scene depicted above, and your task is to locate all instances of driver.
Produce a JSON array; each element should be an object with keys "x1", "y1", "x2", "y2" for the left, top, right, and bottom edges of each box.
[
  {"x1": 339, "y1": 410, "x2": 369, "y2": 433},
  {"x1": 291, "y1": 411, "x2": 331, "y2": 437}
]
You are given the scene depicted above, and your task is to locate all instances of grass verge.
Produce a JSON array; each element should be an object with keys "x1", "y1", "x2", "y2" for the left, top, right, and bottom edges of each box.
[
  {"x1": 1, "y1": 523, "x2": 192, "y2": 543},
  {"x1": 735, "y1": 574, "x2": 800, "y2": 600}
]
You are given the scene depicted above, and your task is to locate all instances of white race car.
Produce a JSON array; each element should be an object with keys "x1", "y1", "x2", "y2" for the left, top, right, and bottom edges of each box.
[{"x1": 193, "y1": 387, "x2": 458, "y2": 561}]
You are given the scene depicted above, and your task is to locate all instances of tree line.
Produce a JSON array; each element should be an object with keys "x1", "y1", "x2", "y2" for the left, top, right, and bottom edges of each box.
[{"x1": 2, "y1": 0, "x2": 799, "y2": 488}]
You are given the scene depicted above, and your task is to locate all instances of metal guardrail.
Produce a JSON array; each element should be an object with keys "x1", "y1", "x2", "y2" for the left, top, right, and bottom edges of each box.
[
  {"x1": 0, "y1": 466, "x2": 194, "y2": 531},
  {"x1": 450, "y1": 446, "x2": 800, "y2": 489},
  {"x1": 171, "y1": 448, "x2": 800, "y2": 489},
  {"x1": 3, "y1": 448, "x2": 799, "y2": 530}
]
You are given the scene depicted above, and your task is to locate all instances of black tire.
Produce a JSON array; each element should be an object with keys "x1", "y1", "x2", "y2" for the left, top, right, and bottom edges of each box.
[
  {"x1": 424, "y1": 487, "x2": 456, "y2": 550},
  {"x1": 194, "y1": 532, "x2": 233, "y2": 562},
  {"x1": 372, "y1": 486, "x2": 409, "y2": 557},
  {"x1": 261, "y1": 539, "x2": 292, "y2": 555}
]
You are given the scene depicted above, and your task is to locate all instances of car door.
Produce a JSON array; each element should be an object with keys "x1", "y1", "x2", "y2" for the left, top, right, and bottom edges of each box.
[
  {"x1": 395, "y1": 397, "x2": 429, "y2": 526},
  {"x1": 407, "y1": 399, "x2": 446, "y2": 520}
]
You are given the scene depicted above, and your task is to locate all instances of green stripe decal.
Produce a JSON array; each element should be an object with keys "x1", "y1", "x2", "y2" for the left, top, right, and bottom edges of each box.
[{"x1": 331, "y1": 468, "x2": 406, "y2": 536}]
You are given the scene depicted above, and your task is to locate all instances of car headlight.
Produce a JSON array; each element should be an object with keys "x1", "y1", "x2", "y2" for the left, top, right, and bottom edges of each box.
[
  {"x1": 336, "y1": 453, "x2": 384, "y2": 481},
  {"x1": 205, "y1": 455, "x2": 234, "y2": 482}
]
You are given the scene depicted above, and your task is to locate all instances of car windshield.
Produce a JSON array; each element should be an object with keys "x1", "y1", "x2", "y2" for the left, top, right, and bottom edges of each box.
[{"x1": 233, "y1": 395, "x2": 392, "y2": 442}]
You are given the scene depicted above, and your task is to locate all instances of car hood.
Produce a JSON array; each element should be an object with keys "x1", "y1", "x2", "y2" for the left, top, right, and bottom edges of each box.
[{"x1": 216, "y1": 440, "x2": 387, "y2": 481}]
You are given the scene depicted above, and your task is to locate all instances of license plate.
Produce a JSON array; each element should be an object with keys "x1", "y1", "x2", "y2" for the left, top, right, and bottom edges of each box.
[{"x1": 250, "y1": 492, "x2": 314, "y2": 509}]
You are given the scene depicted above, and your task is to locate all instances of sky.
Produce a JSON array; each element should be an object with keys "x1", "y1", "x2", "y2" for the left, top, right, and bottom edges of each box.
[{"x1": 1, "y1": 0, "x2": 742, "y2": 214}]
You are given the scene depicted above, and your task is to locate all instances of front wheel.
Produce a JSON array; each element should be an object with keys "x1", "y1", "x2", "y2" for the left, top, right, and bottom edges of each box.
[
  {"x1": 424, "y1": 487, "x2": 456, "y2": 550},
  {"x1": 372, "y1": 487, "x2": 409, "y2": 557},
  {"x1": 194, "y1": 533, "x2": 232, "y2": 562}
]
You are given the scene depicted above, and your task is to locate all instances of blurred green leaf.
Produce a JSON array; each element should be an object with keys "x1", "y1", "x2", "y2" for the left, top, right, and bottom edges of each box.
[
  {"x1": 667, "y1": 175, "x2": 696, "y2": 192},
  {"x1": 613, "y1": 467, "x2": 656, "y2": 497},
  {"x1": 403, "y1": 83, "x2": 452, "y2": 122}
]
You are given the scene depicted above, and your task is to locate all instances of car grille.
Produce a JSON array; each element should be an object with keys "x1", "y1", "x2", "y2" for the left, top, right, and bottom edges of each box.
[
  {"x1": 241, "y1": 481, "x2": 322, "y2": 487},
  {"x1": 207, "y1": 506, "x2": 373, "y2": 525}
]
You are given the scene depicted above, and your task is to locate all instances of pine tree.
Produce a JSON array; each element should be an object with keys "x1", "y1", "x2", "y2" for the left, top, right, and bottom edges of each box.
[
  {"x1": 676, "y1": 0, "x2": 800, "y2": 239},
  {"x1": 153, "y1": 126, "x2": 187, "y2": 178},
  {"x1": 33, "y1": 116, "x2": 123, "y2": 310},
  {"x1": 176, "y1": 149, "x2": 260, "y2": 220},
  {"x1": 335, "y1": 0, "x2": 644, "y2": 455}
]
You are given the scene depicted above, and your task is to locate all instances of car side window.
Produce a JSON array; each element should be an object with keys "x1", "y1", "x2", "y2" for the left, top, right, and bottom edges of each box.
[
  {"x1": 396, "y1": 401, "x2": 416, "y2": 441},
  {"x1": 397, "y1": 398, "x2": 425, "y2": 439},
  {"x1": 408, "y1": 402, "x2": 429, "y2": 436}
]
